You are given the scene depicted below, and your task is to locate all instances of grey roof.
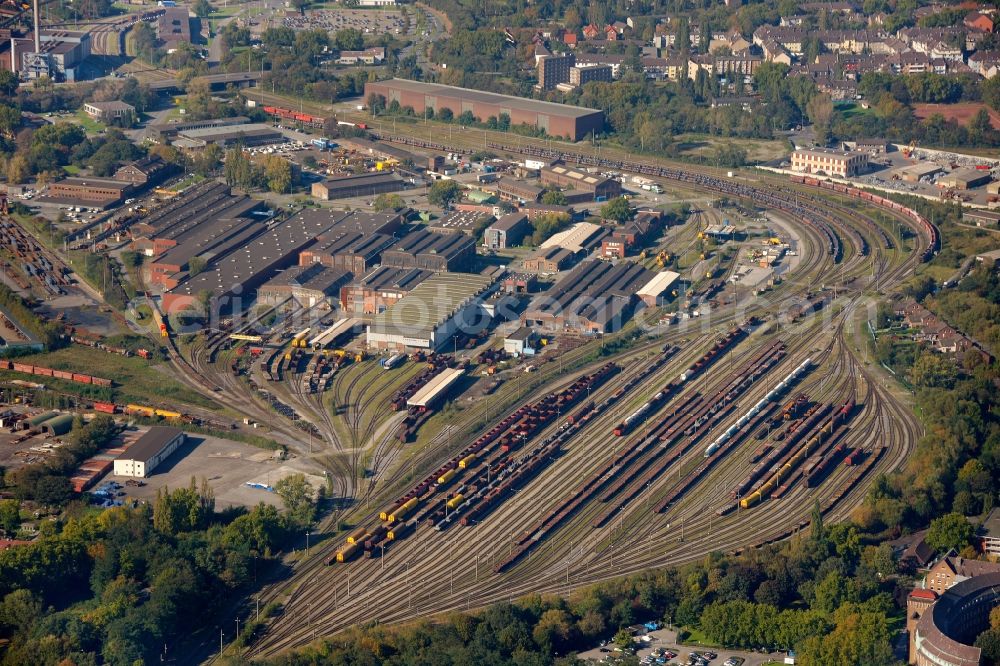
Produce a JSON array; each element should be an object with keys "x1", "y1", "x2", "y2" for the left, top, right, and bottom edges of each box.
[
  {"x1": 523, "y1": 259, "x2": 651, "y2": 329},
  {"x1": 369, "y1": 272, "x2": 493, "y2": 339},
  {"x1": 430, "y1": 211, "x2": 495, "y2": 232},
  {"x1": 259, "y1": 264, "x2": 352, "y2": 292},
  {"x1": 917, "y1": 572, "x2": 1000, "y2": 664},
  {"x1": 491, "y1": 212, "x2": 530, "y2": 231},
  {"x1": 356, "y1": 265, "x2": 434, "y2": 292},
  {"x1": 385, "y1": 229, "x2": 476, "y2": 260},
  {"x1": 316, "y1": 172, "x2": 406, "y2": 193},
  {"x1": 309, "y1": 231, "x2": 395, "y2": 259},
  {"x1": 116, "y1": 427, "x2": 183, "y2": 464},
  {"x1": 371, "y1": 78, "x2": 603, "y2": 119},
  {"x1": 177, "y1": 123, "x2": 283, "y2": 141}
]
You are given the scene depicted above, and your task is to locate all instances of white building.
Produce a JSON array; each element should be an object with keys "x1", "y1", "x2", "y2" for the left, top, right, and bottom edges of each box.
[{"x1": 113, "y1": 426, "x2": 185, "y2": 478}]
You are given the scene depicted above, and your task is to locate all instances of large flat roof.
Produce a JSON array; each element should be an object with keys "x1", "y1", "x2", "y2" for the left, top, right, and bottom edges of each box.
[
  {"x1": 407, "y1": 366, "x2": 464, "y2": 407},
  {"x1": 540, "y1": 221, "x2": 608, "y2": 253},
  {"x1": 116, "y1": 426, "x2": 183, "y2": 464},
  {"x1": 369, "y1": 272, "x2": 493, "y2": 339},
  {"x1": 370, "y1": 78, "x2": 603, "y2": 119},
  {"x1": 637, "y1": 270, "x2": 681, "y2": 298}
]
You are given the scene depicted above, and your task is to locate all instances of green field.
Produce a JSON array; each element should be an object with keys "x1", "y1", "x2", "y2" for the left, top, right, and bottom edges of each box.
[{"x1": 10, "y1": 346, "x2": 219, "y2": 410}]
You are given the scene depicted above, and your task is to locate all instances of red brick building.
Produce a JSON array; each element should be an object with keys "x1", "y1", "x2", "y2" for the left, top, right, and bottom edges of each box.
[{"x1": 364, "y1": 79, "x2": 604, "y2": 141}]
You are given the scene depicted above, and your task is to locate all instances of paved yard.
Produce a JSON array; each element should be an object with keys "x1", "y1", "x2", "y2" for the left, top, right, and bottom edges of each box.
[{"x1": 577, "y1": 628, "x2": 788, "y2": 666}]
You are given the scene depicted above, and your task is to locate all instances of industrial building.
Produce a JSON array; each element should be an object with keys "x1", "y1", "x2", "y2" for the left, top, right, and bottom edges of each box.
[
  {"x1": 174, "y1": 123, "x2": 285, "y2": 148},
  {"x1": 256, "y1": 264, "x2": 352, "y2": 308},
  {"x1": 44, "y1": 177, "x2": 133, "y2": 208},
  {"x1": 636, "y1": 270, "x2": 681, "y2": 307},
  {"x1": 366, "y1": 272, "x2": 495, "y2": 351},
  {"x1": 540, "y1": 221, "x2": 608, "y2": 253},
  {"x1": 497, "y1": 178, "x2": 544, "y2": 203},
  {"x1": 113, "y1": 155, "x2": 174, "y2": 188},
  {"x1": 938, "y1": 168, "x2": 992, "y2": 190},
  {"x1": 148, "y1": 217, "x2": 266, "y2": 289},
  {"x1": 523, "y1": 246, "x2": 577, "y2": 273},
  {"x1": 157, "y1": 7, "x2": 192, "y2": 51},
  {"x1": 381, "y1": 229, "x2": 477, "y2": 272},
  {"x1": 113, "y1": 427, "x2": 185, "y2": 479},
  {"x1": 341, "y1": 266, "x2": 433, "y2": 315},
  {"x1": 426, "y1": 211, "x2": 494, "y2": 237},
  {"x1": 540, "y1": 165, "x2": 622, "y2": 200},
  {"x1": 790, "y1": 147, "x2": 868, "y2": 177},
  {"x1": 298, "y1": 231, "x2": 395, "y2": 276},
  {"x1": 18, "y1": 30, "x2": 91, "y2": 81},
  {"x1": 521, "y1": 260, "x2": 651, "y2": 334},
  {"x1": 364, "y1": 78, "x2": 605, "y2": 141},
  {"x1": 406, "y1": 367, "x2": 465, "y2": 408},
  {"x1": 161, "y1": 210, "x2": 346, "y2": 315},
  {"x1": 311, "y1": 172, "x2": 407, "y2": 201},
  {"x1": 292, "y1": 208, "x2": 408, "y2": 238},
  {"x1": 484, "y1": 213, "x2": 532, "y2": 250},
  {"x1": 147, "y1": 116, "x2": 250, "y2": 142},
  {"x1": 964, "y1": 209, "x2": 1000, "y2": 228},
  {"x1": 503, "y1": 326, "x2": 538, "y2": 355}
]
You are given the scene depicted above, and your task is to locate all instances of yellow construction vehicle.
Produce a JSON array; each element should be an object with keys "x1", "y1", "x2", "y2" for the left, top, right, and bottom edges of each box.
[{"x1": 354, "y1": 351, "x2": 365, "y2": 363}]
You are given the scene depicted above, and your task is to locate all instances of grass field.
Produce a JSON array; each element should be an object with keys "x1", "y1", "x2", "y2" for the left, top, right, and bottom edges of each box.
[
  {"x1": 671, "y1": 133, "x2": 791, "y2": 163},
  {"x1": 11, "y1": 346, "x2": 219, "y2": 410}
]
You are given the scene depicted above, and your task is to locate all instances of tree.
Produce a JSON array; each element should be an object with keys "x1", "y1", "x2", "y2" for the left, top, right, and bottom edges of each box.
[
  {"x1": 0, "y1": 589, "x2": 41, "y2": 636},
  {"x1": 428, "y1": 179, "x2": 463, "y2": 208},
  {"x1": 193, "y1": 0, "x2": 213, "y2": 17},
  {"x1": 926, "y1": 512, "x2": 974, "y2": 553},
  {"x1": 810, "y1": 499, "x2": 825, "y2": 544},
  {"x1": 334, "y1": 28, "x2": 364, "y2": 51},
  {"x1": 601, "y1": 197, "x2": 633, "y2": 223},
  {"x1": 0, "y1": 499, "x2": 19, "y2": 537},
  {"x1": 541, "y1": 190, "x2": 568, "y2": 206},
  {"x1": 262, "y1": 155, "x2": 293, "y2": 193},
  {"x1": 373, "y1": 193, "x2": 405, "y2": 211},
  {"x1": 0, "y1": 70, "x2": 17, "y2": 98},
  {"x1": 6, "y1": 153, "x2": 28, "y2": 184},
  {"x1": 438, "y1": 107, "x2": 454, "y2": 122},
  {"x1": 275, "y1": 474, "x2": 315, "y2": 526},
  {"x1": 807, "y1": 93, "x2": 834, "y2": 144},
  {"x1": 188, "y1": 257, "x2": 207, "y2": 277},
  {"x1": 909, "y1": 352, "x2": 954, "y2": 389}
]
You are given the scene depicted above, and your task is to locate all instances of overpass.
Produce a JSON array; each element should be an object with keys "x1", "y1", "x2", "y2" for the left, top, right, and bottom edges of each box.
[{"x1": 147, "y1": 70, "x2": 263, "y2": 93}]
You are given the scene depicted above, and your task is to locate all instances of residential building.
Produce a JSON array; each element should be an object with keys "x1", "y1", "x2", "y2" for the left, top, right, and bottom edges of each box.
[
  {"x1": 982, "y1": 508, "x2": 1000, "y2": 558},
  {"x1": 537, "y1": 53, "x2": 575, "y2": 90},
  {"x1": 569, "y1": 63, "x2": 612, "y2": 86}
]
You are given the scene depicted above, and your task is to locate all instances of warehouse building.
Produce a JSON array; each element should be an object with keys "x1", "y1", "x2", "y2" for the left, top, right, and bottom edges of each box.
[
  {"x1": 521, "y1": 260, "x2": 651, "y2": 334},
  {"x1": 148, "y1": 218, "x2": 265, "y2": 289},
  {"x1": 382, "y1": 229, "x2": 477, "y2": 272},
  {"x1": 157, "y1": 7, "x2": 192, "y2": 51},
  {"x1": 161, "y1": 211, "x2": 345, "y2": 314},
  {"x1": 147, "y1": 116, "x2": 250, "y2": 142},
  {"x1": 131, "y1": 182, "x2": 264, "y2": 257},
  {"x1": 540, "y1": 221, "x2": 608, "y2": 253},
  {"x1": 292, "y1": 208, "x2": 408, "y2": 238},
  {"x1": 366, "y1": 272, "x2": 495, "y2": 351},
  {"x1": 484, "y1": 213, "x2": 532, "y2": 250},
  {"x1": 636, "y1": 270, "x2": 681, "y2": 307},
  {"x1": 963, "y1": 209, "x2": 1000, "y2": 227},
  {"x1": 426, "y1": 211, "x2": 495, "y2": 237},
  {"x1": 938, "y1": 168, "x2": 992, "y2": 190},
  {"x1": 364, "y1": 78, "x2": 605, "y2": 141},
  {"x1": 174, "y1": 123, "x2": 285, "y2": 148},
  {"x1": 497, "y1": 178, "x2": 544, "y2": 203},
  {"x1": 298, "y1": 231, "x2": 395, "y2": 276},
  {"x1": 523, "y1": 246, "x2": 577, "y2": 273},
  {"x1": 790, "y1": 147, "x2": 868, "y2": 177},
  {"x1": 311, "y1": 172, "x2": 407, "y2": 201},
  {"x1": 113, "y1": 427, "x2": 185, "y2": 479},
  {"x1": 44, "y1": 177, "x2": 133, "y2": 207},
  {"x1": 540, "y1": 165, "x2": 622, "y2": 200},
  {"x1": 503, "y1": 326, "x2": 538, "y2": 355},
  {"x1": 406, "y1": 366, "x2": 465, "y2": 408},
  {"x1": 257, "y1": 264, "x2": 352, "y2": 308},
  {"x1": 340, "y1": 266, "x2": 433, "y2": 315}
]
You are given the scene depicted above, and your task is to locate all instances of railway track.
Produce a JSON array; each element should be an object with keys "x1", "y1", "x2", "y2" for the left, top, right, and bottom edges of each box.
[{"x1": 182, "y1": 142, "x2": 928, "y2": 661}]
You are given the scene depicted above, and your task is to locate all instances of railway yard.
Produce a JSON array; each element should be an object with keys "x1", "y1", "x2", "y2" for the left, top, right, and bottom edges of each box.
[{"x1": 135, "y1": 130, "x2": 934, "y2": 660}]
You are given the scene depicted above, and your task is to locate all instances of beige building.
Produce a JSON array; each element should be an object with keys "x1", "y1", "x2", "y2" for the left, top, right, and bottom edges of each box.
[{"x1": 790, "y1": 148, "x2": 868, "y2": 177}]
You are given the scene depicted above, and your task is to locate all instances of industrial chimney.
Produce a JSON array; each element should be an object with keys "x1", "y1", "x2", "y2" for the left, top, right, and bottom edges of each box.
[{"x1": 32, "y1": 0, "x2": 39, "y2": 55}]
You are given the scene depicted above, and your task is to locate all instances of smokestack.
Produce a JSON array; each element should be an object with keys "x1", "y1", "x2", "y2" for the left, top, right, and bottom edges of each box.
[
  {"x1": 9, "y1": 37, "x2": 14, "y2": 71},
  {"x1": 32, "y1": 0, "x2": 39, "y2": 54}
]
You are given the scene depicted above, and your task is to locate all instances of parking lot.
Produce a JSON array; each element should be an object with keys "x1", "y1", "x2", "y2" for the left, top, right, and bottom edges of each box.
[
  {"x1": 577, "y1": 628, "x2": 787, "y2": 666},
  {"x1": 109, "y1": 433, "x2": 307, "y2": 510},
  {"x1": 281, "y1": 8, "x2": 408, "y2": 36}
]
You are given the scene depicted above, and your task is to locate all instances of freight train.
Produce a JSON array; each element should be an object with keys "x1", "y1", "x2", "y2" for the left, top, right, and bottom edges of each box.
[
  {"x1": 787, "y1": 176, "x2": 937, "y2": 261},
  {"x1": 370, "y1": 132, "x2": 936, "y2": 263},
  {"x1": 1, "y1": 361, "x2": 113, "y2": 387}
]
